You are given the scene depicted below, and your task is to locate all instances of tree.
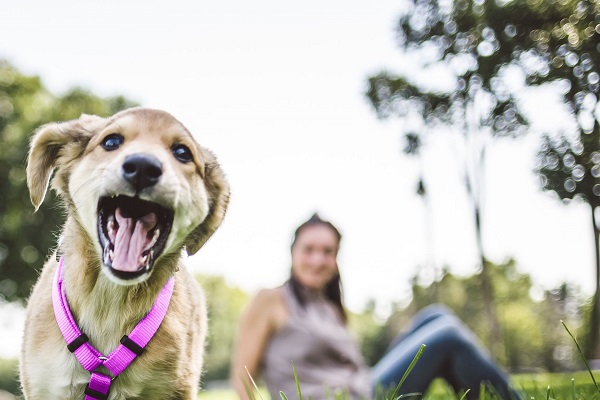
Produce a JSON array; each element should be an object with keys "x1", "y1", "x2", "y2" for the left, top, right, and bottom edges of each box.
[
  {"x1": 196, "y1": 274, "x2": 249, "y2": 382},
  {"x1": 0, "y1": 60, "x2": 136, "y2": 302},
  {"x1": 526, "y1": 0, "x2": 600, "y2": 358},
  {"x1": 365, "y1": 0, "x2": 530, "y2": 354},
  {"x1": 366, "y1": 0, "x2": 600, "y2": 359}
]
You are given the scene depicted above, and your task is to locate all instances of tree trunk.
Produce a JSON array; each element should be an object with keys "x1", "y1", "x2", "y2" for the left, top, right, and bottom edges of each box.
[
  {"x1": 469, "y1": 138, "x2": 501, "y2": 356},
  {"x1": 474, "y1": 205, "x2": 501, "y2": 356},
  {"x1": 587, "y1": 205, "x2": 600, "y2": 359}
]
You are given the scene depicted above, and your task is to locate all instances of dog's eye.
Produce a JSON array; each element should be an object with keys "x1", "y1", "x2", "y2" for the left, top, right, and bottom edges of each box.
[
  {"x1": 172, "y1": 144, "x2": 193, "y2": 163},
  {"x1": 101, "y1": 134, "x2": 124, "y2": 151}
]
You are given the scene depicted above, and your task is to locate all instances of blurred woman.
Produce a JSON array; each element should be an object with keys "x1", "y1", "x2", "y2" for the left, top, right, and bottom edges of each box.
[{"x1": 230, "y1": 214, "x2": 521, "y2": 400}]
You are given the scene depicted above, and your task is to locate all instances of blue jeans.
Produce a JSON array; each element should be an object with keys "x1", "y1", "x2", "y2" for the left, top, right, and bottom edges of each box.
[{"x1": 371, "y1": 304, "x2": 521, "y2": 399}]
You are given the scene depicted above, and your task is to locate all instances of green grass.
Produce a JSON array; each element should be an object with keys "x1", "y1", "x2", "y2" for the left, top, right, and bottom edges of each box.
[
  {"x1": 2, "y1": 358, "x2": 599, "y2": 399},
  {"x1": 198, "y1": 371, "x2": 600, "y2": 400},
  {"x1": 197, "y1": 337, "x2": 600, "y2": 399},
  {"x1": 198, "y1": 388, "x2": 238, "y2": 400},
  {"x1": 6, "y1": 323, "x2": 600, "y2": 399},
  {"x1": 514, "y1": 371, "x2": 600, "y2": 399}
]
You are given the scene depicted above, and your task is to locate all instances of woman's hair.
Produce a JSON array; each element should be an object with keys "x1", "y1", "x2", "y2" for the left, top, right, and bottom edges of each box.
[{"x1": 288, "y1": 213, "x2": 347, "y2": 322}]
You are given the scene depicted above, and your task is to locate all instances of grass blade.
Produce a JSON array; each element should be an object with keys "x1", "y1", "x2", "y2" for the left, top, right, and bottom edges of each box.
[
  {"x1": 396, "y1": 392, "x2": 422, "y2": 399},
  {"x1": 292, "y1": 361, "x2": 303, "y2": 400},
  {"x1": 562, "y1": 320, "x2": 600, "y2": 394},
  {"x1": 241, "y1": 378, "x2": 256, "y2": 400},
  {"x1": 244, "y1": 366, "x2": 265, "y2": 400},
  {"x1": 389, "y1": 344, "x2": 426, "y2": 400}
]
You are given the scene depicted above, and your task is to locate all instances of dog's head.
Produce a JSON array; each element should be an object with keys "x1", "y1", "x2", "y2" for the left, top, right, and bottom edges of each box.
[{"x1": 27, "y1": 108, "x2": 229, "y2": 285}]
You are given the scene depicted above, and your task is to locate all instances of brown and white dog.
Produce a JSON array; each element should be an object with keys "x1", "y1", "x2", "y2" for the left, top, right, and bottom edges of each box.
[{"x1": 19, "y1": 108, "x2": 229, "y2": 399}]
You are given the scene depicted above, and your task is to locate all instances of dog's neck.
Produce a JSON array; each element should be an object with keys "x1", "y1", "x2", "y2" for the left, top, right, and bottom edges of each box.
[{"x1": 57, "y1": 216, "x2": 179, "y2": 354}]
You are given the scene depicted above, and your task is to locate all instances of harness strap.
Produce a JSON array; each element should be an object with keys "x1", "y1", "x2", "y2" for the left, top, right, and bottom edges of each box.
[
  {"x1": 52, "y1": 257, "x2": 175, "y2": 399},
  {"x1": 85, "y1": 372, "x2": 111, "y2": 400}
]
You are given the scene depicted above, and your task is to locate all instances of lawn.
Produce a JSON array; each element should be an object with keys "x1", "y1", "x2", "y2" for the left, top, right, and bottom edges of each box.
[
  {"x1": 2, "y1": 355, "x2": 599, "y2": 399},
  {"x1": 197, "y1": 371, "x2": 600, "y2": 399}
]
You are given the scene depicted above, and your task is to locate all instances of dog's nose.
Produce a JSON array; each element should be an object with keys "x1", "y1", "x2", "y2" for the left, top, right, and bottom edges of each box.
[{"x1": 122, "y1": 154, "x2": 163, "y2": 191}]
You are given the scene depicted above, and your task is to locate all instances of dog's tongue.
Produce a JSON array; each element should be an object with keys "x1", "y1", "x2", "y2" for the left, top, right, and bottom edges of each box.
[{"x1": 113, "y1": 208, "x2": 157, "y2": 272}]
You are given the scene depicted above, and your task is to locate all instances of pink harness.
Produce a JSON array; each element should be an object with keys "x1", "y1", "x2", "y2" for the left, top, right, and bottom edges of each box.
[{"x1": 52, "y1": 257, "x2": 174, "y2": 400}]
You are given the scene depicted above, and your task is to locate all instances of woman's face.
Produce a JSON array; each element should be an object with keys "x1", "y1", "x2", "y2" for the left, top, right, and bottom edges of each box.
[{"x1": 291, "y1": 224, "x2": 339, "y2": 290}]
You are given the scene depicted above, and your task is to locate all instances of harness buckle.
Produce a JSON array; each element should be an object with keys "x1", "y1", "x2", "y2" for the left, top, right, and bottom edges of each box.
[
  {"x1": 84, "y1": 386, "x2": 109, "y2": 400},
  {"x1": 84, "y1": 372, "x2": 112, "y2": 400},
  {"x1": 120, "y1": 335, "x2": 145, "y2": 356},
  {"x1": 67, "y1": 333, "x2": 89, "y2": 353}
]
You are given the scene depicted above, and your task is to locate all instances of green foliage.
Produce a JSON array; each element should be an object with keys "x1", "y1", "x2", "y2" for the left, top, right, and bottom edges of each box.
[
  {"x1": 522, "y1": 0, "x2": 600, "y2": 357},
  {"x1": 0, "y1": 358, "x2": 18, "y2": 396},
  {"x1": 348, "y1": 300, "x2": 387, "y2": 366},
  {"x1": 365, "y1": 0, "x2": 536, "y2": 138},
  {"x1": 365, "y1": 259, "x2": 586, "y2": 372},
  {"x1": 366, "y1": 0, "x2": 600, "y2": 359},
  {"x1": 196, "y1": 274, "x2": 249, "y2": 382},
  {"x1": 365, "y1": 0, "x2": 547, "y2": 357},
  {"x1": 0, "y1": 60, "x2": 136, "y2": 302}
]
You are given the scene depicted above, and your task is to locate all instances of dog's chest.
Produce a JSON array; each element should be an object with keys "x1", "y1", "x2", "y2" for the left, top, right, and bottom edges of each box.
[
  {"x1": 27, "y1": 347, "x2": 88, "y2": 399},
  {"x1": 32, "y1": 346, "x2": 164, "y2": 400},
  {"x1": 56, "y1": 311, "x2": 179, "y2": 399}
]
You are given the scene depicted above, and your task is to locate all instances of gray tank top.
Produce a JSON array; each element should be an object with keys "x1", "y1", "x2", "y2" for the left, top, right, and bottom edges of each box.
[{"x1": 261, "y1": 282, "x2": 372, "y2": 400}]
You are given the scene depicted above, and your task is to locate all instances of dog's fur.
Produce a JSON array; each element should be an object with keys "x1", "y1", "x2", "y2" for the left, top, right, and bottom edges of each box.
[{"x1": 19, "y1": 108, "x2": 229, "y2": 399}]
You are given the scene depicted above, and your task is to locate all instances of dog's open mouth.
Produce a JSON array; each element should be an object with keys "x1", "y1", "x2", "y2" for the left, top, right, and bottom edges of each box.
[{"x1": 98, "y1": 196, "x2": 174, "y2": 280}]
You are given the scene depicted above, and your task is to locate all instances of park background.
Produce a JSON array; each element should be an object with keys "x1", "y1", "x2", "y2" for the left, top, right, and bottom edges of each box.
[{"x1": 1, "y1": 0, "x2": 600, "y2": 397}]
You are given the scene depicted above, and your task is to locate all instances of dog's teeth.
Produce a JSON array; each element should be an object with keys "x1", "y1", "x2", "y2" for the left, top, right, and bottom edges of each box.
[
  {"x1": 108, "y1": 220, "x2": 116, "y2": 238},
  {"x1": 151, "y1": 229, "x2": 160, "y2": 244},
  {"x1": 140, "y1": 254, "x2": 148, "y2": 264},
  {"x1": 144, "y1": 229, "x2": 160, "y2": 251},
  {"x1": 109, "y1": 249, "x2": 114, "y2": 261}
]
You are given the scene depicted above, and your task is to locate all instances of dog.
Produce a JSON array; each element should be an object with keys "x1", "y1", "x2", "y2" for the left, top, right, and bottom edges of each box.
[{"x1": 19, "y1": 108, "x2": 229, "y2": 399}]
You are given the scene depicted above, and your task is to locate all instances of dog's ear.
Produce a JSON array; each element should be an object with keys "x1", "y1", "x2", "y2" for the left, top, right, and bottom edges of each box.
[
  {"x1": 27, "y1": 114, "x2": 105, "y2": 210},
  {"x1": 184, "y1": 148, "x2": 230, "y2": 255}
]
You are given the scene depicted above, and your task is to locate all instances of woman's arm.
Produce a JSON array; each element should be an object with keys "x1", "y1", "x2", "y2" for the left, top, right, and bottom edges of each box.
[{"x1": 230, "y1": 288, "x2": 286, "y2": 400}]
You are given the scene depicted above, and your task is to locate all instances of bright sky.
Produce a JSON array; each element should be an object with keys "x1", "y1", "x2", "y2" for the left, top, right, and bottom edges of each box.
[{"x1": 0, "y1": 0, "x2": 596, "y2": 357}]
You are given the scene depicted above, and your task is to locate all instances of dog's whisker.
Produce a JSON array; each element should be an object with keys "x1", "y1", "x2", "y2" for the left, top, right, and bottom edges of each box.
[{"x1": 69, "y1": 168, "x2": 110, "y2": 198}]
